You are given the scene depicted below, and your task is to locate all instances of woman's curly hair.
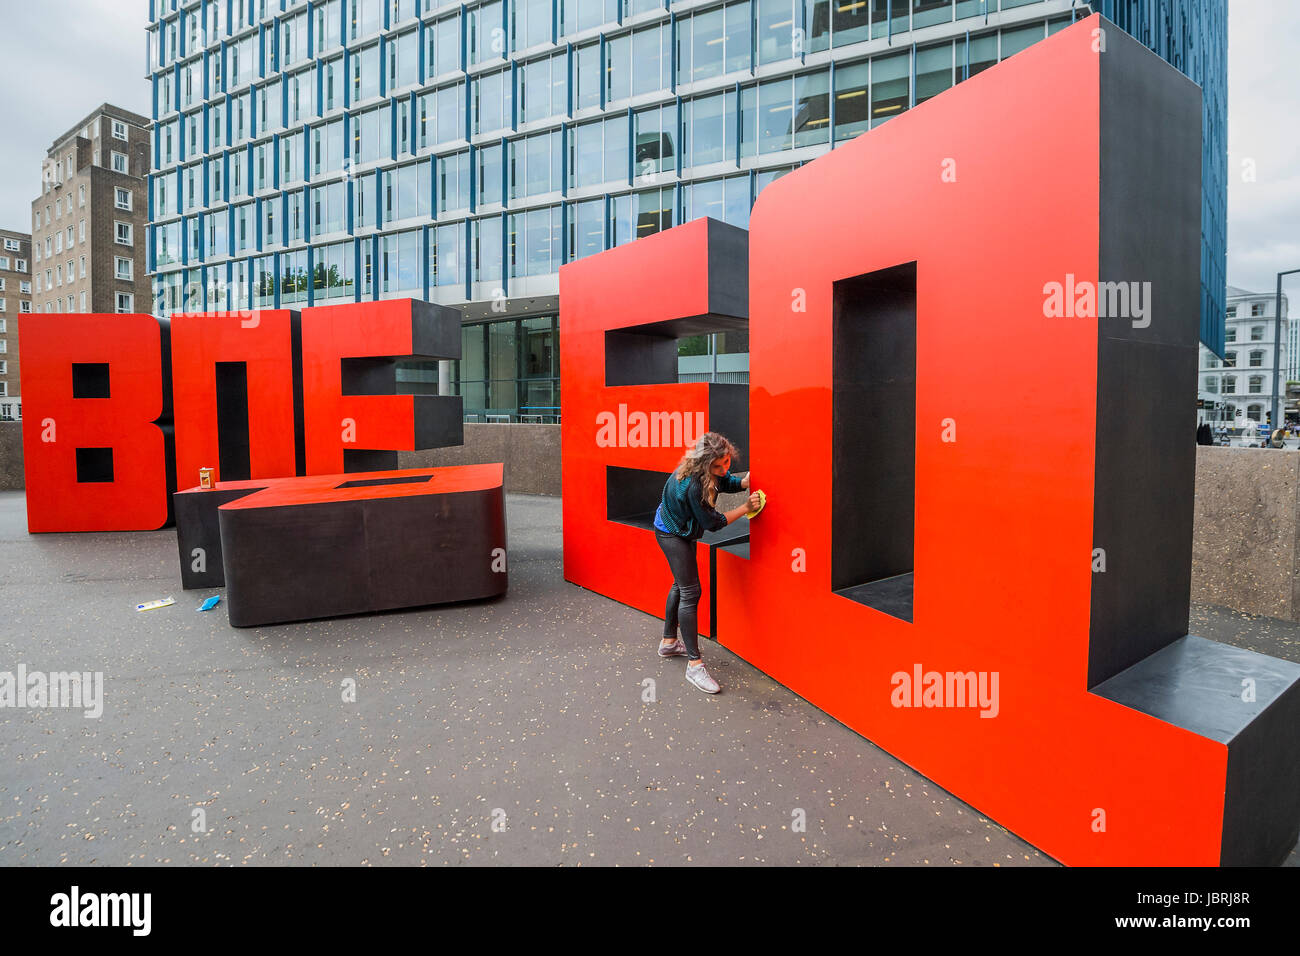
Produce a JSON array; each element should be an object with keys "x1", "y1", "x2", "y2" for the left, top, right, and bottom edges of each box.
[{"x1": 672, "y1": 431, "x2": 740, "y2": 507}]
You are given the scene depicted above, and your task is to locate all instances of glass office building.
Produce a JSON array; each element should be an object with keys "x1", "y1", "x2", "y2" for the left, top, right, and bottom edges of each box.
[
  {"x1": 1094, "y1": 0, "x2": 1227, "y2": 355},
  {"x1": 146, "y1": 0, "x2": 1227, "y2": 420}
]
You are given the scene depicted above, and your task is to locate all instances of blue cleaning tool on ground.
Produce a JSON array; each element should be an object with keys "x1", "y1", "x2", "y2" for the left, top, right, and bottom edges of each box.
[{"x1": 197, "y1": 596, "x2": 221, "y2": 611}]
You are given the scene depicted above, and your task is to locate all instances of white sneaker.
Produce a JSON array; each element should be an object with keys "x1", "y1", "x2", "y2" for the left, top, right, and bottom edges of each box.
[
  {"x1": 659, "y1": 638, "x2": 688, "y2": 658},
  {"x1": 685, "y1": 662, "x2": 720, "y2": 694}
]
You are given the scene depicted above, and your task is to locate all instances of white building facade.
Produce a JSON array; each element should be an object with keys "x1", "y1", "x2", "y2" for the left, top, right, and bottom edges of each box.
[{"x1": 1198, "y1": 285, "x2": 1292, "y2": 429}]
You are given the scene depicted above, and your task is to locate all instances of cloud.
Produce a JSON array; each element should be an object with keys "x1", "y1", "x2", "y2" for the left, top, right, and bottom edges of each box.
[{"x1": 0, "y1": 0, "x2": 149, "y2": 229}]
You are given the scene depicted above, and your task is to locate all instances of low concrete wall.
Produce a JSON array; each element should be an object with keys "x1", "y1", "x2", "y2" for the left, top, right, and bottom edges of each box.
[
  {"x1": 399, "y1": 423, "x2": 561, "y2": 496},
  {"x1": 1191, "y1": 445, "x2": 1300, "y2": 620},
  {"x1": 0, "y1": 421, "x2": 22, "y2": 490}
]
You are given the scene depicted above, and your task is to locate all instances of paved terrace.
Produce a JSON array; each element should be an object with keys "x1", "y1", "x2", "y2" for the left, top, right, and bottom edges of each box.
[{"x1": 0, "y1": 490, "x2": 1295, "y2": 866}]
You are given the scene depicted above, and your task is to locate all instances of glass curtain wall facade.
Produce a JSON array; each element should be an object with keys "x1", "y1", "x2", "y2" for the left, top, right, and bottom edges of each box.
[
  {"x1": 146, "y1": 0, "x2": 1227, "y2": 419},
  {"x1": 1095, "y1": 0, "x2": 1227, "y2": 355}
]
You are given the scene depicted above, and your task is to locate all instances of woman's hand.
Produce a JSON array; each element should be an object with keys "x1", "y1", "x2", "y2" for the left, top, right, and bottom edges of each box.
[
  {"x1": 741, "y1": 473, "x2": 751, "y2": 490},
  {"x1": 747, "y1": 492, "x2": 762, "y2": 514}
]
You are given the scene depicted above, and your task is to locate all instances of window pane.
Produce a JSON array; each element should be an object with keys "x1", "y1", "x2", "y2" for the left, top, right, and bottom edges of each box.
[
  {"x1": 606, "y1": 34, "x2": 630, "y2": 103},
  {"x1": 757, "y1": 0, "x2": 794, "y2": 65},
  {"x1": 391, "y1": 30, "x2": 419, "y2": 90},
  {"x1": 432, "y1": 223, "x2": 464, "y2": 286},
  {"x1": 725, "y1": 1, "x2": 752, "y2": 72},
  {"x1": 438, "y1": 151, "x2": 470, "y2": 212},
  {"x1": 833, "y1": 0, "x2": 870, "y2": 47},
  {"x1": 513, "y1": 0, "x2": 552, "y2": 49},
  {"x1": 564, "y1": 0, "x2": 618, "y2": 35},
  {"x1": 968, "y1": 33, "x2": 997, "y2": 78},
  {"x1": 470, "y1": 0, "x2": 504, "y2": 65},
  {"x1": 757, "y1": 78, "x2": 792, "y2": 154},
  {"x1": 684, "y1": 9, "x2": 723, "y2": 84},
  {"x1": 631, "y1": 187, "x2": 671, "y2": 240},
  {"x1": 475, "y1": 70, "x2": 508, "y2": 135},
  {"x1": 353, "y1": 43, "x2": 380, "y2": 101},
  {"x1": 572, "y1": 121, "x2": 603, "y2": 188},
  {"x1": 858, "y1": 0, "x2": 883, "y2": 40},
  {"x1": 634, "y1": 104, "x2": 675, "y2": 180},
  {"x1": 833, "y1": 62, "x2": 869, "y2": 141},
  {"x1": 520, "y1": 57, "x2": 558, "y2": 123},
  {"x1": 435, "y1": 15, "x2": 461, "y2": 74},
  {"x1": 603, "y1": 115, "x2": 628, "y2": 185},
  {"x1": 609, "y1": 193, "x2": 633, "y2": 246},
  {"x1": 1000, "y1": 23, "x2": 1044, "y2": 60},
  {"x1": 475, "y1": 216, "x2": 504, "y2": 284},
  {"x1": 254, "y1": 256, "x2": 276, "y2": 308},
  {"x1": 568, "y1": 198, "x2": 604, "y2": 261},
  {"x1": 549, "y1": 52, "x2": 568, "y2": 116},
  {"x1": 381, "y1": 230, "x2": 421, "y2": 294},
  {"x1": 315, "y1": 241, "x2": 355, "y2": 300},
  {"x1": 632, "y1": 26, "x2": 665, "y2": 96},
  {"x1": 479, "y1": 143, "x2": 504, "y2": 205},
  {"x1": 687, "y1": 92, "x2": 727, "y2": 167},
  {"x1": 684, "y1": 178, "x2": 723, "y2": 224},
  {"x1": 351, "y1": 0, "x2": 382, "y2": 38},
  {"x1": 510, "y1": 130, "x2": 559, "y2": 198},
  {"x1": 916, "y1": 42, "x2": 953, "y2": 104},
  {"x1": 437, "y1": 83, "x2": 465, "y2": 142},
  {"x1": 871, "y1": 51, "x2": 909, "y2": 126},
  {"x1": 724, "y1": 175, "x2": 750, "y2": 227},
  {"x1": 509, "y1": 207, "x2": 560, "y2": 277},
  {"x1": 576, "y1": 43, "x2": 601, "y2": 110},
  {"x1": 487, "y1": 318, "x2": 517, "y2": 410},
  {"x1": 805, "y1": 0, "x2": 830, "y2": 53},
  {"x1": 793, "y1": 69, "x2": 829, "y2": 147},
  {"x1": 912, "y1": 0, "x2": 952, "y2": 30}
]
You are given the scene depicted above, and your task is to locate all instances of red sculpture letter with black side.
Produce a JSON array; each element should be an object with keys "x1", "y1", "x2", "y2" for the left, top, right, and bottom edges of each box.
[
  {"x1": 561, "y1": 15, "x2": 1300, "y2": 866},
  {"x1": 560, "y1": 217, "x2": 750, "y2": 639},
  {"x1": 20, "y1": 313, "x2": 174, "y2": 532}
]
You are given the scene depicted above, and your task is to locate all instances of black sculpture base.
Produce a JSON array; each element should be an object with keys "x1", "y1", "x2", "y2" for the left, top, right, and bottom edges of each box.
[
  {"x1": 174, "y1": 465, "x2": 508, "y2": 627},
  {"x1": 1094, "y1": 635, "x2": 1300, "y2": 866}
]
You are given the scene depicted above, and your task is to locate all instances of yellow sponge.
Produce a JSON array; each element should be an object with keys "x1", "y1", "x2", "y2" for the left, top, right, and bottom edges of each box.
[{"x1": 745, "y1": 488, "x2": 767, "y2": 519}]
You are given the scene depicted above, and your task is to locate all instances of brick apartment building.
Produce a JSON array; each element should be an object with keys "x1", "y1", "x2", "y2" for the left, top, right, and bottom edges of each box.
[
  {"x1": 0, "y1": 228, "x2": 31, "y2": 420},
  {"x1": 30, "y1": 104, "x2": 151, "y2": 317}
]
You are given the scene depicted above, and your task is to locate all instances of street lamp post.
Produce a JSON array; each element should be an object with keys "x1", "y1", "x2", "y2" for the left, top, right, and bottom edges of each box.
[{"x1": 1272, "y1": 268, "x2": 1300, "y2": 430}]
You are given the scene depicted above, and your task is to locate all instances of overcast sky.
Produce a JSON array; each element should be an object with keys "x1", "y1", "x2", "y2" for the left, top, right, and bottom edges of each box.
[
  {"x1": 0, "y1": 0, "x2": 1294, "y2": 295},
  {"x1": 0, "y1": 2, "x2": 151, "y2": 221}
]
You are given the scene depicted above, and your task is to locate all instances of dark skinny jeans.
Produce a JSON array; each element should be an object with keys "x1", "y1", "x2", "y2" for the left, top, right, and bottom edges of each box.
[{"x1": 655, "y1": 530, "x2": 702, "y2": 660}]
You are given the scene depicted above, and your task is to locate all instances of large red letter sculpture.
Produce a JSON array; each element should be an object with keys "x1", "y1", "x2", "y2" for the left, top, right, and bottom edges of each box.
[
  {"x1": 560, "y1": 218, "x2": 749, "y2": 638},
  {"x1": 301, "y1": 299, "x2": 463, "y2": 474},
  {"x1": 20, "y1": 313, "x2": 174, "y2": 532},
  {"x1": 562, "y1": 15, "x2": 1300, "y2": 865},
  {"x1": 171, "y1": 309, "x2": 300, "y2": 488}
]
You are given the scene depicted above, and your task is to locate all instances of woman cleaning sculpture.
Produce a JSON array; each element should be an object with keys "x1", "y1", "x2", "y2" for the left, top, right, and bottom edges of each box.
[{"x1": 652, "y1": 431, "x2": 763, "y2": 694}]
